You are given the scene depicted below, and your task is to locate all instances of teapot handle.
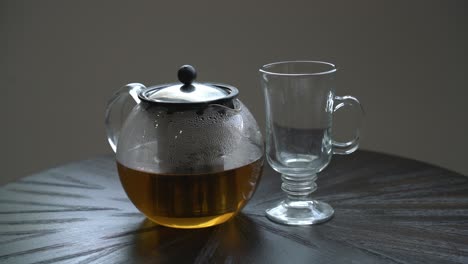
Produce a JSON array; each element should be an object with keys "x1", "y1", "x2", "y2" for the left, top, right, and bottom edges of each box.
[{"x1": 105, "y1": 83, "x2": 146, "y2": 153}]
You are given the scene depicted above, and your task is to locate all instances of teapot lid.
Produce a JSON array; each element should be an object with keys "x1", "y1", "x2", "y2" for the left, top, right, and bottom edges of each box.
[{"x1": 139, "y1": 65, "x2": 238, "y2": 105}]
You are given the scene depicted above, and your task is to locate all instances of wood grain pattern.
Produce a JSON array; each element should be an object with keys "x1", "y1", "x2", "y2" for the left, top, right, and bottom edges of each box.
[{"x1": 0, "y1": 151, "x2": 467, "y2": 263}]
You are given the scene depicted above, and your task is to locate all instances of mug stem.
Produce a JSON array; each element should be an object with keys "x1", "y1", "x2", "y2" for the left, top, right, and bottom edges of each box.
[
  {"x1": 281, "y1": 173, "x2": 317, "y2": 200},
  {"x1": 265, "y1": 172, "x2": 334, "y2": 225}
]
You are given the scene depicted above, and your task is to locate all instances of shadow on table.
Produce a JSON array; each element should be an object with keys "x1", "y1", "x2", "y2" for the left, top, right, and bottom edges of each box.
[{"x1": 125, "y1": 213, "x2": 260, "y2": 263}]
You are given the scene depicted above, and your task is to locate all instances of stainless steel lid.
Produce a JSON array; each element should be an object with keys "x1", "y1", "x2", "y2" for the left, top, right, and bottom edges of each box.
[{"x1": 139, "y1": 65, "x2": 238, "y2": 105}]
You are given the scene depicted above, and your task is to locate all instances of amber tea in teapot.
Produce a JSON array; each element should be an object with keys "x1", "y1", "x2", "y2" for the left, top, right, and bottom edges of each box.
[
  {"x1": 117, "y1": 158, "x2": 262, "y2": 228},
  {"x1": 105, "y1": 65, "x2": 264, "y2": 228}
]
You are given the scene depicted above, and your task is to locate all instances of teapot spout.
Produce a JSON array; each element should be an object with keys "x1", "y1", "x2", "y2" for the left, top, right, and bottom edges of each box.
[{"x1": 208, "y1": 99, "x2": 242, "y2": 114}]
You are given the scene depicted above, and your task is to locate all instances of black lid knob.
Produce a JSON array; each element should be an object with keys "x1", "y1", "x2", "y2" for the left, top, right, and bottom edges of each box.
[{"x1": 178, "y1": 65, "x2": 197, "y2": 86}]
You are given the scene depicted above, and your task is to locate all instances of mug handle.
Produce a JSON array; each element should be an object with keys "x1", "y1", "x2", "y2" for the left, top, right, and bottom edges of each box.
[
  {"x1": 104, "y1": 83, "x2": 146, "y2": 153},
  {"x1": 332, "y1": 95, "x2": 364, "y2": 155}
]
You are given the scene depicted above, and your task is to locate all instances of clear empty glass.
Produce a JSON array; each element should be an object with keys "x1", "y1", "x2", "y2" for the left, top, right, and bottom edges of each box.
[{"x1": 260, "y1": 61, "x2": 363, "y2": 225}]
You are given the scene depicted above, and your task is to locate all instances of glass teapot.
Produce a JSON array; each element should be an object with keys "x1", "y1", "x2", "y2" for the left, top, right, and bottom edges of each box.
[{"x1": 105, "y1": 65, "x2": 264, "y2": 228}]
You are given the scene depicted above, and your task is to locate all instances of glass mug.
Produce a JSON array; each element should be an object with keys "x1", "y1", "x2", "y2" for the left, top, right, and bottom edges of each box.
[{"x1": 260, "y1": 61, "x2": 363, "y2": 225}]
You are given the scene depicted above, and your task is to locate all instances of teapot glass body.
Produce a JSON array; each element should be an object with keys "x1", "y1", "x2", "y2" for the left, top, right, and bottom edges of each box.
[{"x1": 105, "y1": 81, "x2": 264, "y2": 229}]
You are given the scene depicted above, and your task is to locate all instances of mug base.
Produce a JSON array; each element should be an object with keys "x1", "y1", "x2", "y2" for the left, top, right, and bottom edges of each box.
[{"x1": 265, "y1": 199, "x2": 334, "y2": 225}]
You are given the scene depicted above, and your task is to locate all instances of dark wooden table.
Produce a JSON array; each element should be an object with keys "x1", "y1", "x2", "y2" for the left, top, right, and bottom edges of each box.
[{"x1": 1, "y1": 151, "x2": 467, "y2": 264}]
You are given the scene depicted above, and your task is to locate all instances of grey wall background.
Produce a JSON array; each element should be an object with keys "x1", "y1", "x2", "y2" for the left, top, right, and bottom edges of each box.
[{"x1": 1, "y1": 0, "x2": 467, "y2": 185}]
